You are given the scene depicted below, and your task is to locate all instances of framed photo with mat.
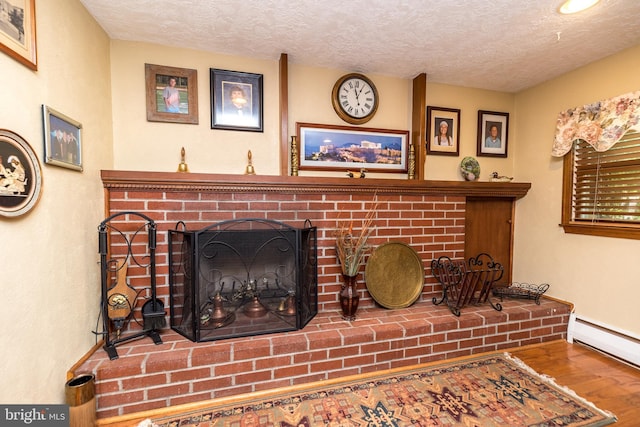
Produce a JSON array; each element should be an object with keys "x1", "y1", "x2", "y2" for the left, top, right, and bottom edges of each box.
[
  {"x1": 210, "y1": 68, "x2": 263, "y2": 132},
  {"x1": 426, "y1": 106, "x2": 460, "y2": 156},
  {"x1": 477, "y1": 110, "x2": 509, "y2": 158}
]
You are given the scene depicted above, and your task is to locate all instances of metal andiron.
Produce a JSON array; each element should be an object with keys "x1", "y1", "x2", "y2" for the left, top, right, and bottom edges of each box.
[{"x1": 168, "y1": 218, "x2": 317, "y2": 342}]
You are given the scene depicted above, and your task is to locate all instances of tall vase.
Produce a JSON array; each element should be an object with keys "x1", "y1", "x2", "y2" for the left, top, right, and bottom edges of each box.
[{"x1": 340, "y1": 274, "x2": 360, "y2": 321}]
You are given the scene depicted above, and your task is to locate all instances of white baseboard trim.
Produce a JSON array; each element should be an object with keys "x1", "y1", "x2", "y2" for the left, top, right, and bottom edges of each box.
[{"x1": 567, "y1": 313, "x2": 640, "y2": 367}]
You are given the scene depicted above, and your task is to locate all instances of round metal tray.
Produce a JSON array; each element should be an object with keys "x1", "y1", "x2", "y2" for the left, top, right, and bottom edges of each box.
[{"x1": 365, "y1": 242, "x2": 424, "y2": 309}]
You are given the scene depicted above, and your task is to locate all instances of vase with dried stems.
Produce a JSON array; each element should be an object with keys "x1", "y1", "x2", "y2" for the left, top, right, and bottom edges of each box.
[{"x1": 334, "y1": 206, "x2": 376, "y2": 321}]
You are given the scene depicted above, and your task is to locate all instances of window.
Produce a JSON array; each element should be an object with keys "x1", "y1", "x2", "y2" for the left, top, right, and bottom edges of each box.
[{"x1": 561, "y1": 130, "x2": 640, "y2": 239}]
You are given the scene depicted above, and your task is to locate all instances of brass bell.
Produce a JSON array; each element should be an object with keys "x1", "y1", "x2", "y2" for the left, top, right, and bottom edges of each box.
[
  {"x1": 245, "y1": 150, "x2": 256, "y2": 175},
  {"x1": 177, "y1": 147, "x2": 189, "y2": 173}
]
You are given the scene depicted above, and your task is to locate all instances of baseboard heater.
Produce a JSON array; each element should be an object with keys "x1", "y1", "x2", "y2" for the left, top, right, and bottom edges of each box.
[{"x1": 568, "y1": 313, "x2": 640, "y2": 367}]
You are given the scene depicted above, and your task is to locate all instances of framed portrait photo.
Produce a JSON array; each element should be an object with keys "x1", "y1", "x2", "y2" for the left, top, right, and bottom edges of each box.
[
  {"x1": 0, "y1": 0, "x2": 37, "y2": 70},
  {"x1": 210, "y1": 68, "x2": 263, "y2": 132},
  {"x1": 426, "y1": 106, "x2": 460, "y2": 156},
  {"x1": 42, "y1": 105, "x2": 83, "y2": 171},
  {"x1": 145, "y1": 63, "x2": 198, "y2": 124},
  {"x1": 477, "y1": 110, "x2": 509, "y2": 158}
]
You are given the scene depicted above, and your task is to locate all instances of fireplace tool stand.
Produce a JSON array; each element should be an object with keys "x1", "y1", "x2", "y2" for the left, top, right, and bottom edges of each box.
[{"x1": 97, "y1": 211, "x2": 164, "y2": 360}]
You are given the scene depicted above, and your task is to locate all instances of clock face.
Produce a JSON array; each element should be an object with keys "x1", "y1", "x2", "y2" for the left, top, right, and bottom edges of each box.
[{"x1": 332, "y1": 73, "x2": 378, "y2": 125}]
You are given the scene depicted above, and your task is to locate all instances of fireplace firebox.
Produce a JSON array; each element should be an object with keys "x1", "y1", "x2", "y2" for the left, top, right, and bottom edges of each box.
[{"x1": 168, "y1": 219, "x2": 317, "y2": 342}]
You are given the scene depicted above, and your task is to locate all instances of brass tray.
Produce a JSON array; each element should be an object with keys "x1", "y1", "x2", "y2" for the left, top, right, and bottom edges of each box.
[{"x1": 365, "y1": 242, "x2": 424, "y2": 309}]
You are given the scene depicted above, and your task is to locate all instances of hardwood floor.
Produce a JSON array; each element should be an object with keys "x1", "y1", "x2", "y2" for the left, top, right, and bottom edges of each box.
[
  {"x1": 512, "y1": 340, "x2": 640, "y2": 426},
  {"x1": 98, "y1": 340, "x2": 640, "y2": 426}
]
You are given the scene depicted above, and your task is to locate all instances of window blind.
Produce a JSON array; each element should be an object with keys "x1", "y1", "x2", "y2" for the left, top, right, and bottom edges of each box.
[{"x1": 573, "y1": 130, "x2": 640, "y2": 223}]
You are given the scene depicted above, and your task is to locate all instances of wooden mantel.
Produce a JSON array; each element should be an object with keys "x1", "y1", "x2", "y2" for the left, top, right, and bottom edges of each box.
[{"x1": 101, "y1": 170, "x2": 531, "y2": 199}]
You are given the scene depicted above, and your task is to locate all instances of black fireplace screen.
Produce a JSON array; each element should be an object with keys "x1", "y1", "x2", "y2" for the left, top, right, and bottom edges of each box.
[{"x1": 169, "y1": 218, "x2": 317, "y2": 342}]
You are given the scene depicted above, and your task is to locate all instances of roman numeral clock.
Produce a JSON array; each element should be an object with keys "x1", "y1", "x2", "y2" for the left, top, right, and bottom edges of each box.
[{"x1": 331, "y1": 73, "x2": 379, "y2": 125}]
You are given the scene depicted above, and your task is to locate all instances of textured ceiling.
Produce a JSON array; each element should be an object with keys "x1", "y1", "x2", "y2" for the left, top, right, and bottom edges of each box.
[{"x1": 80, "y1": 0, "x2": 640, "y2": 93}]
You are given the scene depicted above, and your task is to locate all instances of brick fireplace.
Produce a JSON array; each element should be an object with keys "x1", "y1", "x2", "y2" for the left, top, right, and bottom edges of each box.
[{"x1": 70, "y1": 171, "x2": 573, "y2": 419}]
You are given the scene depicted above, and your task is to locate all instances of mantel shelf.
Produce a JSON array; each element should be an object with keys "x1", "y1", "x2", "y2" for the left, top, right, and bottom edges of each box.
[{"x1": 101, "y1": 170, "x2": 531, "y2": 199}]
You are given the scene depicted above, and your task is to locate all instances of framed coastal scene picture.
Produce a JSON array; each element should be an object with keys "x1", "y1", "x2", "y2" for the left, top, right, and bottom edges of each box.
[{"x1": 296, "y1": 122, "x2": 408, "y2": 173}]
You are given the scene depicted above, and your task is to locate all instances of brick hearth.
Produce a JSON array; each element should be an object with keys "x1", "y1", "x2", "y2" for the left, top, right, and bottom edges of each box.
[
  {"x1": 72, "y1": 171, "x2": 542, "y2": 419},
  {"x1": 79, "y1": 298, "x2": 570, "y2": 418}
]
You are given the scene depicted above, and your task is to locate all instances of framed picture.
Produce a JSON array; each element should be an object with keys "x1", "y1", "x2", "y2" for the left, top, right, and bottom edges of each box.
[
  {"x1": 210, "y1": 68, "x2": 263, "y2": 132},
  {"x1": 145, "y1": 63, "x2": 198, "y2": 124},
  {"x1": 42, "y1": 105, "x2": 83, "y2": 171},
  {"x1": 477, "y1": 110, "x2": 509, "y2": 157},
  {"x1": 296, "y1": 122, "x2": 409, "y2": 172},
  {"x1": 0, "y1": 129, "x2": 43, "y2": 217},
  {"x1": 0, "y1": 0, "x2": 37, "y2": 70},
  {"x1": 426, "y1": 106, "x2": 460, "y2": 156}
]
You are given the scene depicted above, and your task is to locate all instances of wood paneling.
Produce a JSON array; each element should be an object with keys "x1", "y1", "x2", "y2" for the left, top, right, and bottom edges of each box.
[{"x1": 465, "y1": 197, "x2": 514, "y2": 283}]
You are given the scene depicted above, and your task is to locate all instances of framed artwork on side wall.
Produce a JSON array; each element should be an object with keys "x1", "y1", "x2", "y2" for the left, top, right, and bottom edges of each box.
[
  {"x1": 0, "y1": 129, "x2": 42, "y2": 217},
  {"x1": 477, "y1": 110, "x2": 509, "y2": 157},
  {"x1": 42, "y1": 105, "x2": 83, "y2": 171},
  {"x1": 0, "y1": 0, "x2": 37, "y2": 70},
  {"x1": 426, "y1": 106, "x2": 460, "y2": 156}
]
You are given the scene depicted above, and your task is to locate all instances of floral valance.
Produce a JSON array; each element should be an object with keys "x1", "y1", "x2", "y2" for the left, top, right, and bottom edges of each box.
[{"x1": 551, "y1": 90, "x2": 640, "y2": 157}]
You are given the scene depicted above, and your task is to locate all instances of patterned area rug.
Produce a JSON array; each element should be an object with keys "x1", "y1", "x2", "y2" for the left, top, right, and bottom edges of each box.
[{"x1": 146, "y1": 353, "x2": 616, "y2": 427}]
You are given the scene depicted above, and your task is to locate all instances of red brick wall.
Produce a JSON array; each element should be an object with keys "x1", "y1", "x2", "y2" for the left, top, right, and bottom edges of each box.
[{"x1": 105, "y1": 189, "x2": 466, "y2": 316}]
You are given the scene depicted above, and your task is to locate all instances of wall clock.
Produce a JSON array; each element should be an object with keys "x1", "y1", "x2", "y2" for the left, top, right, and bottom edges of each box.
[{"x1": 331, "y1": 73, "x2": 379, "y2": 125}]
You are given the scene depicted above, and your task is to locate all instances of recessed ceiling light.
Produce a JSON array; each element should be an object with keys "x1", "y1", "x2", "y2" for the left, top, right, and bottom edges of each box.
[{"x1": 559, "y1": 0, "x2": 600, "y2": 14}]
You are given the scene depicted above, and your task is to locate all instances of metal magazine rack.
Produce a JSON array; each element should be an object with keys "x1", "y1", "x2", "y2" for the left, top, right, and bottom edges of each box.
[{"x1": 431, "y1": 253, "x2": 504, "y2": 316}]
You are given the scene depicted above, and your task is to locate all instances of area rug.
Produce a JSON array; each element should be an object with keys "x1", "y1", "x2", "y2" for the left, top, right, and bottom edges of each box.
[{"x1": 146, "y1": 353, "x2": 616, "y2": 427}]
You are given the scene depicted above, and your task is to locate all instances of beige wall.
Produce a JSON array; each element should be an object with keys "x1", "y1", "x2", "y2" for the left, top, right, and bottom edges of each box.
[
  {"x1": 111, "y1": 42, "x2": 280, "y2": 175},
  {"x1": 0, "y1": 0, "x2": 112, "y2": 403},
  {"x1": 110, "y1": 41, "x2": 517, "y2": 181},
  {"x1": 0, "y1": 0, "x2": 113, "y2": 403},
  {"x1": 513, "y1": 44, "x2": 640, "y2": 337},
  {"x1": 424, "y1": 84, "x2": 515, "y2": 180}
]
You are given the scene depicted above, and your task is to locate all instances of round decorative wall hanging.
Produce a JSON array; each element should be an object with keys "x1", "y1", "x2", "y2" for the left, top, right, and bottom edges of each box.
[
  {"x1": 460, "y1": 156, "x2": 480, "y2": 181},
  {"x1": 0, "y1": 129, "x2": 43, "y2": 217}
]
